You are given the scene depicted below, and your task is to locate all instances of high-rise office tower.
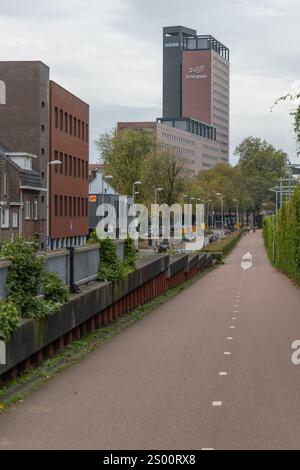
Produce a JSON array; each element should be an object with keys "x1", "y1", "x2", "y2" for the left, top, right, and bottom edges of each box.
[{"x1": 163, "y1": 26, "x2": 230, "y2": 161}]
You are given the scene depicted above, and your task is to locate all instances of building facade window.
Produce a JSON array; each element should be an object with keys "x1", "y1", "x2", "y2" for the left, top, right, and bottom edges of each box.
[
  {"x1": 54, "y1": 195, "x2": 58, "y2": 217},
  {"x1": 64, "y1": 196, "x2": 68, "y2": 217},
  {"x1": 59, "y1": 196, "x2": 63, "y2": 217},
  {"x1": 34, "y1": 201, "x2": 38, "y2": 220},
  {"x1": 55, "y1": 107, "x2": 59, "y2": 128},
  {"x1": 24, "y1": 201, "x2": 31, "y2": 220},
  {"x1": 0, "y1": 80, "x2": 6, "y2": 104},
  {"x1": 0, "y1": 208, "x2": 9, "y2": 228},
  {"x1": 12, "y1": 211, "x2": 18, "y2": 228},
  {"x1": 69, "y1": 115, "x2": 73, "y2": 135}
]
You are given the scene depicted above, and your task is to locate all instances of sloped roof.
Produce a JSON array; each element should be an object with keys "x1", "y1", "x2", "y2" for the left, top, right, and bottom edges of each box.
[
  {"x1": 20, "y1": 169, "x2": 43, "y2": 189},
  {"x1": 0, "y1": 144, "x2": 43, "y2": 190}
]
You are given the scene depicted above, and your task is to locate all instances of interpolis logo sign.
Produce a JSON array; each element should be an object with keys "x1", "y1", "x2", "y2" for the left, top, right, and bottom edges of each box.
[{"x1": 186, "y1": 65, "x2": 207, "y2": 80}]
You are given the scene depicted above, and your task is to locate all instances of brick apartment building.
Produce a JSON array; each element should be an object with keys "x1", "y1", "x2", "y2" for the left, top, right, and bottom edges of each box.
[
  {"x1": 0, "y1": 145, "x2": 44, "y2": 247},
  {"x1": 0, "y1": 61, "x2": 89, "y2": 250}
]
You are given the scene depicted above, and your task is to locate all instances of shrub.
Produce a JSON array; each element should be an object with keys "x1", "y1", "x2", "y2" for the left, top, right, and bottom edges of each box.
[
  {"x1": 123, "y1": 237, "x2": 138, "y2": 269},
  {"x1": 0, "y1": 300, "x2": 21, "y2": 342},
  {"x1": 263, "y1": 186, "x2": 300, "y2": 284},
  {"x1": 42, "y1": 271, "x2": 69, "y2": 304},
  {"x1": 87, "y1": 229, "x2": 99, "y2": 245},
  {"x1": 202, "y1": 231, "x2": 243, "y2": 257},
  {"x1": 0, "y1": 238, "x2": 70, "y2": 332},
  {"x1": 1, "y1": 238, "x2": 44, "y2": 316},
  {"x1": 98, "y1": 238, "x2": 125, "y2": 282}
]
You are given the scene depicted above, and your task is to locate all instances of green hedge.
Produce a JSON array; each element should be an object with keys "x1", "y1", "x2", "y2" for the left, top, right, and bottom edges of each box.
[
  {"x1": 201, "y1": 231, "x2": 243, "y2": 257},
  {"x1": 263, "y1": 186, "x2": 300, "y2": 284}
]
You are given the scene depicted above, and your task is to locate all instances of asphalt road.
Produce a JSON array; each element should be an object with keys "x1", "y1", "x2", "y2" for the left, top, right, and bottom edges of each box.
[{"x1": 1, "y1": 230, "x2": 300, "y2": 450}]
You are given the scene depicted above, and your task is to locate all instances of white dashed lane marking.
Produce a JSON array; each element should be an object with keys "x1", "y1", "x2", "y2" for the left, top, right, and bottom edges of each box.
[
  {"x1": 212, "y1": 401, "x2": 222, "y2": 407},
  {"x1": 219, "y1": 371, "x2": 228, "y2": 376},
  {"x1": 224, "y1": 351, "x2": 231, "y2": 355}
]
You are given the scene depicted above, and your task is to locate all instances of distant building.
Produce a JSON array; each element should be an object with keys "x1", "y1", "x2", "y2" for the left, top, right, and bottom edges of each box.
[
  {"x1": 118, "y1": 118, "x2": 223, "y2": 177},
  {"x1": 117, "y1": 26, "x2": 229, "y2": 175},
  {"x1": 89, "y1": 163, "x2": 104, "y2": 182},
  {"x1": 0, "y1": 145, "x2": 44, "y2": 247},
  {"x1": 163, "y1": 26, "x2": 230, "y2": 162},
  {"x1": 0, "y1": 61, "x2": 89, "y2": 250},
  {"x1": 89, "y1": 169, "x2": 131, "y2": 237}
]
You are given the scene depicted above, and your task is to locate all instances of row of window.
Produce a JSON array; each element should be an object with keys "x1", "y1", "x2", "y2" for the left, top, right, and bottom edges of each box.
[
  {"x1": 0, "y1": 202, "x2": 37, "y2": 229},
  {"x1": 203, "y1": 153, "x2": 219, "y2": 161},
  {"x1": 213, "y1": 113, "x2": 228, "y2": 124},
  {"x1": 213, "y1": 104, "x2": 228, "y2": 116},
  {"x1": 203, "y1": 144, "x2": 219, "y2": 153},
  {"x1": 214, "y1": 89, "x2": 229, "y2": 103},
  {"x1": 214, "y1": 55, "x2": 229, "y2": 70},
  {"x1": 213, "y1": 64, "x2": 229, "y2": 79},
  {"x1": 54, "y1": 107, "x2": 89, "y2": 142},
  {"x1": 54, "y1": 151, "x2": 89, "y2": 179},
  {"x1": 213, "y1": 96, "x2": 229, "y2": 109},
  {"x1": 213, "y1": 72, "x2": 229, "y2": 88},
  {"x1": 54, "y1": 195, "x2": 88, "y2": 218},
  {"x1": 213, "y1": 82, "x2": 229, "y2": 98},
  {"x1": 162, "y1": 142, "x2": 196, "y2": 157},
  {"x1": 161, "y1": 132, "x2": 196, "y2": 146},
  {"x1": 213, "y1": 122, "x2": 229, "y2": 132},
  {"x1": 24, "y1": 201, "x2": 38, "y2": 220}
]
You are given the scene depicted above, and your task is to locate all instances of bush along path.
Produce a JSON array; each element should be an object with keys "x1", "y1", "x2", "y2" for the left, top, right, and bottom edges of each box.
[
  {"x1": 201, "y1": 230, "x2": 243, "y2": 262},
  {"x1": 263, "y1": 186, "x2": 300, "y2": 284},
  {"x1": 0, "y1": 238, "x2": 69, "y2": 342}
]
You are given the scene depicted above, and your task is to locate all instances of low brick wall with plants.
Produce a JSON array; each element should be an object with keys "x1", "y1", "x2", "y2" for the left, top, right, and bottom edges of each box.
[
  {"x1": 201, "y1": 231, "x2": 243, "y2": 259},
  {"x1": 0, "y1": 238, "x2": 70, "y2": 343},
  {"x1": 263, "y1": 186, "x2": 300, "y2": 284}
]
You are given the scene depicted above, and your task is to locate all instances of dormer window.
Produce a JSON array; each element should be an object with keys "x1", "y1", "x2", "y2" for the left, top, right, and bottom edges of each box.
[{"x1": 6, "y1": 152, "x2": 35, "y2": 170}]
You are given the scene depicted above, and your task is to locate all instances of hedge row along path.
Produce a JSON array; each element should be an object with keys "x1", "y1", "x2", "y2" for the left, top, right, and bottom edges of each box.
[{"x1": 1, "y1": 230, "x2": 300, "y2": 449}]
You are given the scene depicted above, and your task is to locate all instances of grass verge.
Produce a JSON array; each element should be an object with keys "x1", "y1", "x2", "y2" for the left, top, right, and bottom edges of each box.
[{"x1": 0, "y1": 265, "x2": 215, "y2": 413}]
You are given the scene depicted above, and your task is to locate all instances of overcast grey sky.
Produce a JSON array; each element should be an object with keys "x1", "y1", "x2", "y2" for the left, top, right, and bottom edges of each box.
[{"x1": 1, "y1": 0, "x2": 299, "y2": 162}]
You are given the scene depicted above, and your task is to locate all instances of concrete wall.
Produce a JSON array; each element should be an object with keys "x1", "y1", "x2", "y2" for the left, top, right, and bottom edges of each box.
[
  {"x1": 73, "y1": 245, "x2": 100, "y2": 285},
  {"x1": 0, "y1": 241, "x2": 125, "y2": 299},
  {"x1": 45, "y1": 250, "x2": 69, "y2": 284}
]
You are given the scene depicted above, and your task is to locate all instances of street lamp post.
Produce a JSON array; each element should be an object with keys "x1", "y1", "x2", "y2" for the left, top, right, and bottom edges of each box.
[
  {"x1": 154, "y1": 187, "x2": 163, "y2": 240},
  {"x1": 132, "y1": 181, "x2": 141, "y2": 206},
  {"x1": 216, "y1": 193, "x2": 224, "y2": 236},
  {"x1": 101, "y1": 174, "x2": 114, "y2": 207},
  {"x1": 233, "y1": 198, "x2": 239, "y2": 225},
  {"x1": 47, "y1": 159, "x2": 62, "y2": 250}
]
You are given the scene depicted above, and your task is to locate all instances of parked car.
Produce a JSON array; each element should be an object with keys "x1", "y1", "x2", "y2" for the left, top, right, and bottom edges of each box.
[{"x1": 158, "y1": 239, "x2": 171, "y2": 253}]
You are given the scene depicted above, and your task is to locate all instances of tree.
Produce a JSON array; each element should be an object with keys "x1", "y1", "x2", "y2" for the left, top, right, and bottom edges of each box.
[
  {"x1": 273, "y1": 91, "x2": 300, "y2": 155},
  {"x1": 140, "y1": 148, "x2": 184, "y2": 206},
  {"x1": 235, "y1": 137, "x2": 288, "y2": 216},
  {"x1": 192, "y1": 163, "x2": 252, "y2": 213},
  {"x1": 95, "y1": 128, "x2": 157, "y2": 195}
]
